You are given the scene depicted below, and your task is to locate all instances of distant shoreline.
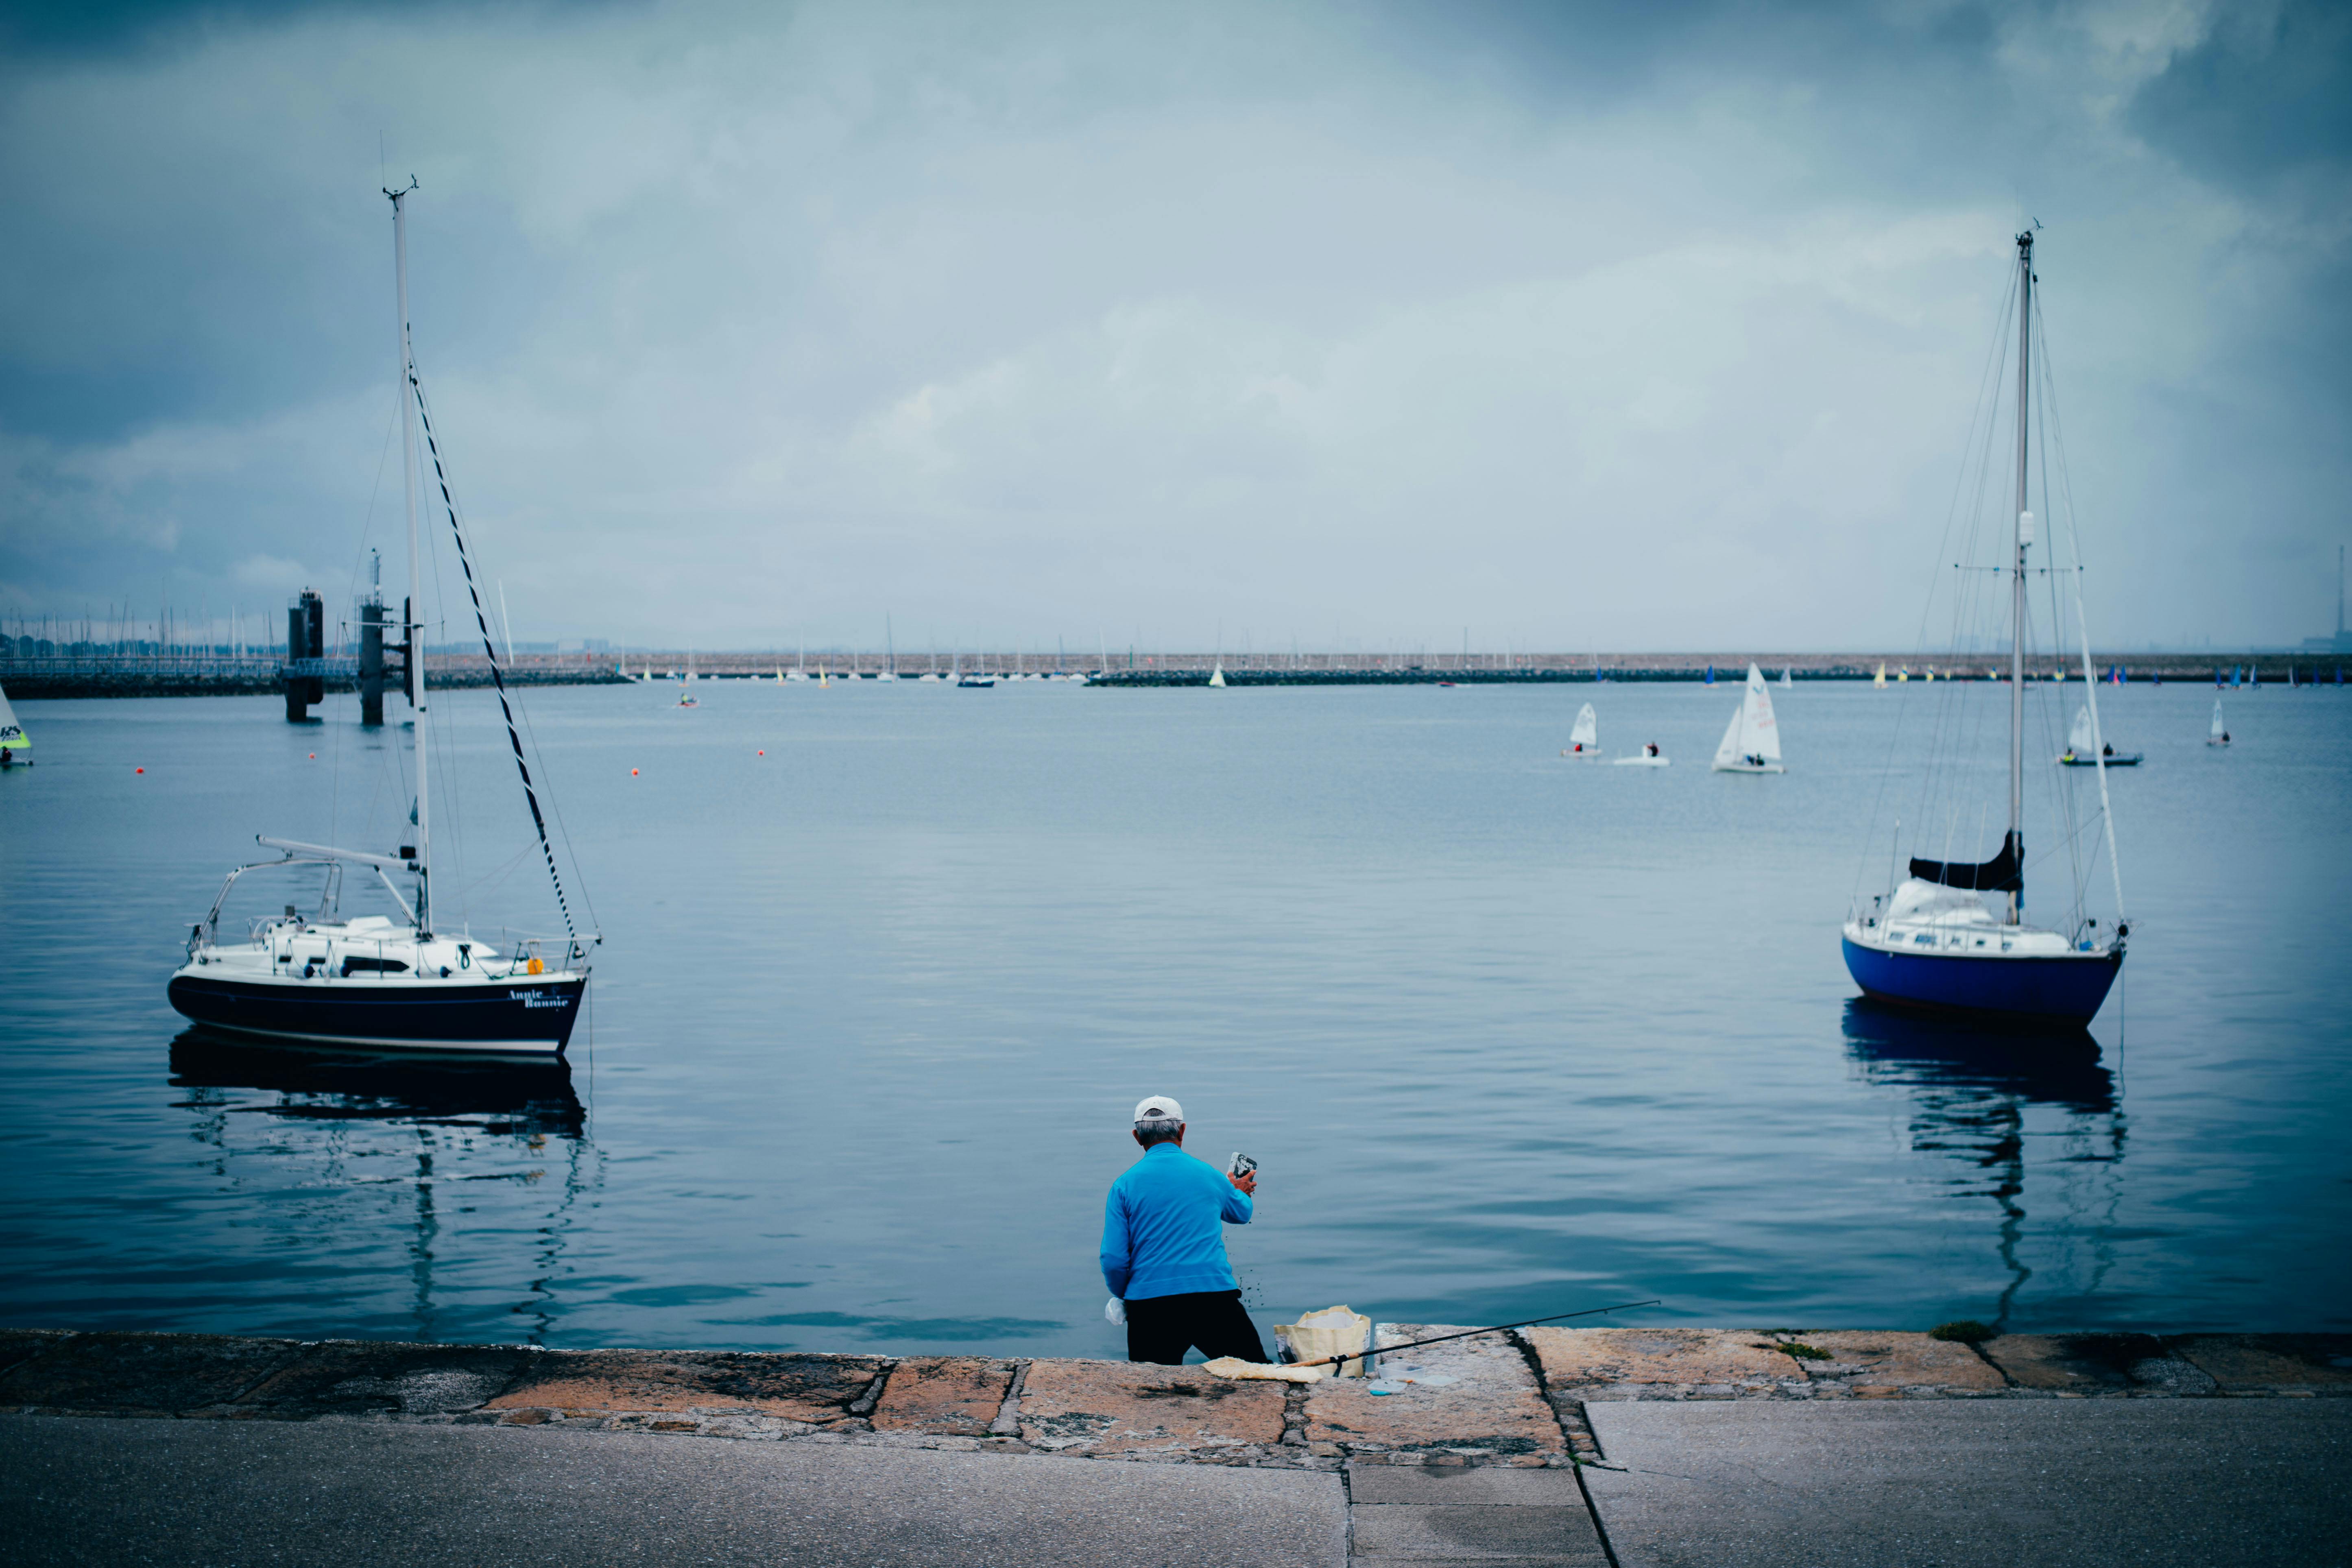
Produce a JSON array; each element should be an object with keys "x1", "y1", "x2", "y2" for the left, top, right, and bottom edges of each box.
[{"x1": 3, "y1": 650, "x2": 2338, "y2": 699}]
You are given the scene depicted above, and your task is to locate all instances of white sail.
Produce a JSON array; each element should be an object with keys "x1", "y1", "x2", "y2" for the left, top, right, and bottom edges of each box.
[
  {"x1": 2069, "y1": 705, "x2": 2095, "y2": 754},
  {"x1": 2210, "y1": 698, "x2": 2226, "y2": 739},
  {"x1": 1743, "y1": 664, "x2": 1782, "y2": 763},
  {"x1": 1780, "y1": 667, "x2": 1793, "y2": 687},
  {"x1": 1712, "y1": 704, "x2": 1747, "y2": 769},
  {"x1": 1569, "y1": 702, "x2": 1598, "y2": 750},
  {"x1": 1209, "y1": 663, "x2": 1226, "y2": 688},
  {"x1": 1874, "y1": 662, "x2": 1887, "y2": 689},
  {"x1": 0, "y1": 680, "x2": 25, "y2": 755}
]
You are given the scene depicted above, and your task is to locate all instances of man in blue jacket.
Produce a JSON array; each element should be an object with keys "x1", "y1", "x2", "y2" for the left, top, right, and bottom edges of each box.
[{"x1": 1101, "y1": 1094, "x2": 1266, "y2": 1365}]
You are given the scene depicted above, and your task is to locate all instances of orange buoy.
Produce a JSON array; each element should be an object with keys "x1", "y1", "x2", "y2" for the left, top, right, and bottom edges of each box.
[
  {"x1": 135, "y1": 766, "x2": 144, "y2": 774},
  {"x1": 631, "y1": 768, "x2": 639, "y2": 776}
]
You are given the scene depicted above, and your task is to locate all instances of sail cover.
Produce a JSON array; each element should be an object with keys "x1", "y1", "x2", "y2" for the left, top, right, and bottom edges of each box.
[
  {"x1": 1570, "y1": 703, "x2": 1598, "y2": 748},
  {"x1": 2068, "y1": 705, "x2": 2095, "y2": 754},
  {"x1": 1911, "y1": 830, "x2": 2022, "y2": 892},
  {"x1": 0, "y1": 680, "x2": 26, "y2": 752}
]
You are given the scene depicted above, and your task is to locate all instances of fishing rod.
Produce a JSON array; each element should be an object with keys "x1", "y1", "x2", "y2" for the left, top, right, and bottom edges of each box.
[{"x1": 1286, "y1": 1299, "x2": 1663, "y2": 1370}]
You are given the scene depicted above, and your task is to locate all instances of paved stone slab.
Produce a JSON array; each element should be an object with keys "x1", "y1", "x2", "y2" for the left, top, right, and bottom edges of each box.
[
  {"x1": 1979, "y1": 1332, "x2": 2162, "y2": 1391},
  {"x1": 1582, "y1": 1397, "x2": 2352, "y2": 1568},
  {"x1": 1347, "y1": 1464, "x2": 1586, "y2": 1505},
  {"x1": 0, "y1": 1413, "x2": 1349, "y2": 1567},
  {"x1": 1520, "y1": 1328, "x2": 1796, "y2": 1400},
  {"x1": 1306, "y1": 1327, "x2": 1562, "y2": 1463},
  {"x1": 1351, "y1": 1503, "x2": 1608, "y2": 1562},
  {"x1": 870, "y1": 1356, "x2": 1015, "y2": 1435},
  {"x1": 233, "y1": 1339, "x2": 537, "y2": 1416},
  {"x1": 2168, "y1": 1333, "x2": 2352, "y2": 1393},
  {"x1": 0, "y1": 1330, "x2": 72, "y2": 1380},
  {"x1": 1785, "y1": 1330, "x2": 2006, "y2": 1396},
  {"x1": 0, "y1": 1332, "x2": 299, "y2": 1414},
  {"x1": 483, "y1": 1348, "x2": 884, "y2": 1422},
  {"x1": 1016, "y1": 1359, "x2": 1286, "y2": 1457},
  {"x1": 1973, "y1": 1332, "x2": 2212, "y2": 1395}
]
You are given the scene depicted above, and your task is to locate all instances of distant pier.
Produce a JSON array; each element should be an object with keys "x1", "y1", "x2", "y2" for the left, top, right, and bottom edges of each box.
[
  {"x1": 4, "y1": 646, "x2": 2338, "y2": 697},
  {"x1": 0, "y1": 653, "x2": 630, "y2": 701}
]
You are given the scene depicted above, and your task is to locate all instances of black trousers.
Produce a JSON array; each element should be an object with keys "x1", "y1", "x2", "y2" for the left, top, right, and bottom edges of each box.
[{"x1": 1125, "y1": 1289, "x2": 1267, "y2": 1365}]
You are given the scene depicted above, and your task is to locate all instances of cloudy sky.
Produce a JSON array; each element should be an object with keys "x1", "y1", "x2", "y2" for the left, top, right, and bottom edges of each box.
[{"x1": 1, "y1": 0, "x2": 2345, "y2": 652}]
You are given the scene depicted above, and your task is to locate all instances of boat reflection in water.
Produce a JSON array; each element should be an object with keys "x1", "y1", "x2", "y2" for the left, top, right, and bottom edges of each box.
[
  {"x1": 167, "y1": 1029, "x2": 598, "y2": 1342},
  {"x1": 1841, "y1": 1001, "x2": 2123, "y2": 1328}
]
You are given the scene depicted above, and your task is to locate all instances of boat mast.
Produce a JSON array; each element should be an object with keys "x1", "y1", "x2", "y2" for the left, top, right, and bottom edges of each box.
[
  {"x1": 391, "y1": 180, "x2": 431, "y2": 936},
  {"x1": 2007, "y1": 229, "x2": 2031, "y2": 926}
]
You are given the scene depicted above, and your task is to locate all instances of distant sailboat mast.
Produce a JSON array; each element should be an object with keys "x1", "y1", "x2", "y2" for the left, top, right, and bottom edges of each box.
[{"x1": 2006, "y1": 230, "x2": 2031, "y2": 927}]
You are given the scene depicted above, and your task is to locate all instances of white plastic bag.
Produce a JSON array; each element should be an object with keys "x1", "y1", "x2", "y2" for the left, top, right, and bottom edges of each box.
[
  {"x1": 1273, "y1": 1305, "x2": 1374, "y2": 1377},
  {"x1": 1104, "y1": 1296, "x2": 1127, "y2": 1327}
]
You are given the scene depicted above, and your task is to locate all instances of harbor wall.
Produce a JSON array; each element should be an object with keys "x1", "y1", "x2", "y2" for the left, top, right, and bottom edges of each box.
[
  {"x1": 4, "y1": 650, "x2": 2339, "y2": 697},
  {"x1": 0, "y1": 656, "x2": 631, "y2": 701},
  {"x1": 0, "y1": 1327, "x2": 2342, "y2": 1472}
]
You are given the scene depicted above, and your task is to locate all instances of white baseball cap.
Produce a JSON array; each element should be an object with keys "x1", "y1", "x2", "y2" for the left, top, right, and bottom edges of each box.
[{"x1": 1132, "y1": 1095, "x2": 1184, "y2": 1124}]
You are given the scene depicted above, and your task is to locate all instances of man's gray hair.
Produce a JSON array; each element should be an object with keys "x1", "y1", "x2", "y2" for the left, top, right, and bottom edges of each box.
[{"x1": 1134, "y1": 1117, "x2": 1183, "y2": 1141}]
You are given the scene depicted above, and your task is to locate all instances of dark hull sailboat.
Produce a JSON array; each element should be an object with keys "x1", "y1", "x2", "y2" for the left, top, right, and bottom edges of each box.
[{"x1": 167, "y1": 184, "x2": 596, "y2": 1056}]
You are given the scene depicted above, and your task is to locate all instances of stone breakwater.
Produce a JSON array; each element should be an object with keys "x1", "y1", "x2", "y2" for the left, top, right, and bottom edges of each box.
[{"x1": 3, "y1": 1327, "x2": 2344, "y2": 1474}]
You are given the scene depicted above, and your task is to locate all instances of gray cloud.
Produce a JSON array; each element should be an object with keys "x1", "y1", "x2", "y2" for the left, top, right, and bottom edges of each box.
[{"x1": 1, "y1": 0, "x2": 2346, "y2": 652}]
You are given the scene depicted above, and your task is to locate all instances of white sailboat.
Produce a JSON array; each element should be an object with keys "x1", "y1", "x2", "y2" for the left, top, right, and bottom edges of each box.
[
  {"x1": 0, "y1": 678, "x2": 30, "y2": 767},
  {"x1": 1208, "y1": 663, "x2": 1227, "y2": 688},
  {"x1": 2208, "y1": 698, "x2": 2230, "y2": 747},
  {"x1": 1711, "y1": 663, "x2": 1785, "y2": 773},
  {"x1": 1561, "y1": 702, "x2": 1604, "y2": 758},
  {"x1": 1614, "y1": 740, "x2": 1669, "y2": 767},
  {"x1": 1780, "y1": 667, "x2": 1793, "y2": 687},
  {"x1": 1874, "y1": 663, "x2": 1887, "y2": 689},
  {"x1": 166, "y1": 181, "x2": 595, "y2": 1055},
  {"x1": 677, "y1": 651, "x2": 699, "y2": 707},
  {"x1": 2058, "y1": 704, "x2": 2137, "y2": 766}
]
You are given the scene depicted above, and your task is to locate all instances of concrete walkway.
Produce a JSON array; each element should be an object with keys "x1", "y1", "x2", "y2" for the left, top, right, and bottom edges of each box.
[
  {"x1": 11, "y1": 1401, "x2": 2348, "y2": 1566},
  {"x1": 1582, "y1": 1400, "x2": 2352, "y2": 1568},
  {"x1": 0, "y1": 1415, "x2": 1347, "y2": 1568},
  {"x1": 7, "y1": 1328, "x2": 2349, "y2": 1564}
]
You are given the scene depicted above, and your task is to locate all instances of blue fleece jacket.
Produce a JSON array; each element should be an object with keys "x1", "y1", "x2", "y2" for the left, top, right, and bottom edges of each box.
[{"x1": 1100, "y1": 1142, "x2": 1253, "y2": 1300}]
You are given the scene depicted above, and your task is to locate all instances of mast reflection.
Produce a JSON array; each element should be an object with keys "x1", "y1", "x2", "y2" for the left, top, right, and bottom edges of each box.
[
  {"x1": 1841, "y1": 1001, "x2": 2124, "y2": 1328},
  {"x1": 167, "y1": 1029, "x2": 598, "y2": 1342}
]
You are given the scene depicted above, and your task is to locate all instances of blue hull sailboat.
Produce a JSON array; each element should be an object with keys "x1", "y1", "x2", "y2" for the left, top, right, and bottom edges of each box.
[{"x1": 1842, "y1": 230, "x2": 2125, "y2": 1025}]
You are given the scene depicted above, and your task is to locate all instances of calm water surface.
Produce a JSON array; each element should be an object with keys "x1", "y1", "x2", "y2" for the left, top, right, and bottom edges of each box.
[{"x1": 2, "y1": 678, "x2": 2346, "y2": 1354}]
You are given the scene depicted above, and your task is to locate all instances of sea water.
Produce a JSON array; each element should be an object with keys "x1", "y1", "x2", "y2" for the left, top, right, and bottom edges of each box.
[{"x1": 1, "y1": 677, "x2": 2345, "y2": 1354}]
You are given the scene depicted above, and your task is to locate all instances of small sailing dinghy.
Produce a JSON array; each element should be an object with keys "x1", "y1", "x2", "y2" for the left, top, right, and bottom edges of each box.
[
  {"x1": 677, "y1": 652, "x2": 699, "y2": 707},
  {"x1": 1208, "y1": 663, "x2": 1227, "y2": 688},
  {"x1": 167, "y1": 184, "x2": 596, "y2": 1056},
  {"x1": 2058, "y1": 706, "x2": 2138, "y2": 766},
  {"x1": 1842, "y1": 230, "x2": 2125, "y2": 1025},
  {"x1": 2208, "y1": 698, "x2": 2230, "y2": 747},
  {"x1": 1781, "y1": 667, "x2": 1793, "y2": 687},
  {"x1": 1711, "y1": 664, "x2": 1784, "y2": 773},
  {"x1": 1561, "y1": 702, "x2": 1604, "y2": 758},
  {"x1": 0, "y1": 679, "x2": 29, "y2": 767},
  {"x1": 1614, "y1": 741, "x2": 1669, "y2": 767}
]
